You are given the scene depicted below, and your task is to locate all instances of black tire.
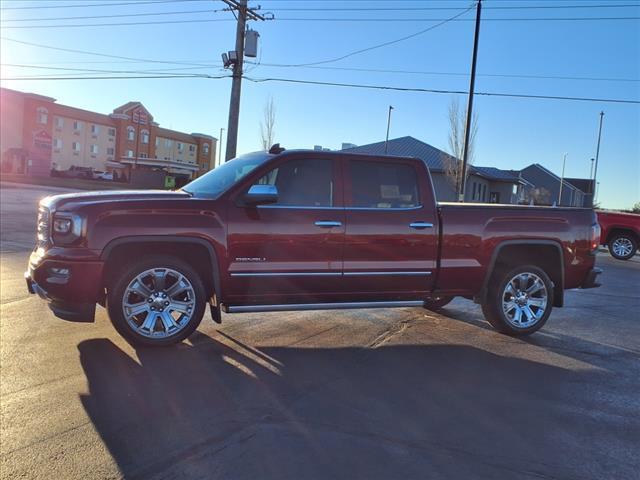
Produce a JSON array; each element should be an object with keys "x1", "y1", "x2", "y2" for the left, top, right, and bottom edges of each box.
[
  {"x1": 481, "y1": 265, "x2": 554, "y2": 336},
  {"x1": 424, "y1": 296, "x2": 454, "y2": 311},
  {"x1": 107, "y1": 255, "x2": 206, "y2": 347},
  {"x1": 608, "y1": 233, "x2": 637, "y2": 261}
]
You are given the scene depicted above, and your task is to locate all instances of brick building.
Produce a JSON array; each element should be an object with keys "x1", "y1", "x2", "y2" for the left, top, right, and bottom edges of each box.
[{"x1": 0, "y1": 87, "x2": 217, "y2": 182}]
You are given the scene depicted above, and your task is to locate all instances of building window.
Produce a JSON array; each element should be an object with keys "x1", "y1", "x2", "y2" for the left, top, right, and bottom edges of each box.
[
  {"x1": 141, "y1": 130, "x2": 149, "y2": 144},
  {"x1": 189, "y1": 144, "x2": 196, "y2": 154},
  {"x1": 53, "y1": 138, "x2": 62, "y2": 150},
  {"x1": 127, "y1": 127, "x2": 135, "y2": 141},
  {"x1": 54, "y1": 117, "x2": 64, "y2": 129},
  {"x1": 72, "y1": 142, "x2": 81, "y2": 152},
  {"x1": 108, "y1": 128, "x2": 116, "y2": 136},
  {"x1": 73, "y1": 120, "x2": 83, "y2": 131},
  {"x1": 91, "y1": 124, "x2": 100, "y2": 135},
  {"x1": 90, "y1": 144, "x2": 99, "y2": 155},
  {"x1": 140, "y1": 153, "x2": 148, "y2": 159},
  {"x1": 155, "y1": 137, "x2": 160, "y2": 147},
  {"x1": 36, "y1": 107, "x2": 48, "y2": 124},
  {"x1": 107, "y1": 147, "x2": 114, "y2": 155},
  {"x1": 177, "y1": 142, "x2": 184, "y2": 152},
  {"x1": 126, "y1": 150, "x2": 134, "y2": 158},
  {"x1": 472, "y1": 182, "x2": 477, "y2": 200},
  {"x1": 164, "y1": 139, "x2": 172, "y2": 148},
  {"x1": 203, "y1": 143, "x2": 210, "y2": 155}
]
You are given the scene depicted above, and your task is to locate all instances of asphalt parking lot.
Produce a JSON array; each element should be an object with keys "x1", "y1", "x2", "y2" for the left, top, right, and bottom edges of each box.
[{"x1": 1, "y1": 184, "x2": 639, "y2": 480}]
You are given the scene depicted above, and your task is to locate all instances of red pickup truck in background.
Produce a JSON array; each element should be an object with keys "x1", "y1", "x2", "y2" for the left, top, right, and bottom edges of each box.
[
  {"x1": 26, "y1": 148, "x2": 602, "y2": 346},
  {"x1": 597, "y1": 210, "x2": 640, "y2": 260}
]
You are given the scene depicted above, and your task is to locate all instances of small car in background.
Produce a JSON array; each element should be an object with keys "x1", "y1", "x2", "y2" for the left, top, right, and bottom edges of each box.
[
  {"x1": 597, "y1": 210, "x2": 640, "y2": 260},
  {"x1": 55, "y1": 165, "x2": 94, "y2": 179},
  {"x1": 93, "y1": 171, "x2": 114, "y2": 181}
]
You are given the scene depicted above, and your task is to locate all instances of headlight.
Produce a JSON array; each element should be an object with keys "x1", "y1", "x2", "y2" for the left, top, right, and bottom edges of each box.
[
  {"x1": 53, "y1": 217, "x2": 72, "y2": 234},
  {"x1": 52, "y1": 213, "x2": 84, "y2": 244}
]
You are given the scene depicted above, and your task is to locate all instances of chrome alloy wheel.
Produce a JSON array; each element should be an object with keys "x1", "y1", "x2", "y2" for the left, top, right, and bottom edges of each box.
[
  {"x1": 501, "y1": 272, "x2": 548, "y2": 328},
  {"x1": 612, "y1": 237, "x2": 634, "y2": 258},
  {"x1": 122, "y1": 267, "x2": 196, "y2": 339}
]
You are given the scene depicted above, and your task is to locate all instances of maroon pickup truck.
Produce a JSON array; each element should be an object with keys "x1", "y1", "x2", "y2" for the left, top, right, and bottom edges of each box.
[{"x1": 26, "y1": 148, "x2": 602, "y2": 346}]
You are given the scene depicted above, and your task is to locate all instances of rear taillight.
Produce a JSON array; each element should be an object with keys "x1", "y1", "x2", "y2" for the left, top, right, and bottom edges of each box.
[{"x1": 590, "y1": 223, "x2": 601, "y2": 254}]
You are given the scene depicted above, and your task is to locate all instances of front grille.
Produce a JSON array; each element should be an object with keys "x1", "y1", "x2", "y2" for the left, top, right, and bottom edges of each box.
[{"x1": 36, "y1": 206, "x2": 51, "y2": 250}]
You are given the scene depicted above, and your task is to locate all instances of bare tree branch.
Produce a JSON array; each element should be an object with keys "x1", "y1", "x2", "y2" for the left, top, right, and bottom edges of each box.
[
  {"x1": 443, "y1": 96, "x2": 479, "y2": 193},
  {"x1": 260, "y1": 97, "x2": 276, "y2": 150}
]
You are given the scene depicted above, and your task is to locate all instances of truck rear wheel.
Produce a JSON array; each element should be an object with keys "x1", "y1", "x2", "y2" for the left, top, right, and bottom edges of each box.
[
  {"x1": 107, "y1": 255, "x2": 206, "y2": 347},
  {"x1": 481, "y1": 265, "x2": 553, "y2": 336},
  {"x1": 609, "y1": 233, "x2": 637, "y2": 260}
]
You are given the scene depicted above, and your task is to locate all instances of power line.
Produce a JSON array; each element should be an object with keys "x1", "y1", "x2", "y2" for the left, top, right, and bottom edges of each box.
[
  {"x1": 242, "y1": 76, "x2": 640, "y2": 104},
  {"x1": 1, "y1": 8, "x2": 224, "y2": 23},
  {"x1": 5, "y1": 37, "x2": 637, "y2": 84},
  {"x1": 2, "y1": 70, "x2": 637, "y2": 104},
  {"x1": 1, "y1": 62, "x2": 223, "y2": 76},
  {"x1": 0, "y1": 0, "x2": 207, "y2": 10},
  {"x1": 2, "y1": 16, "x2": 639, "y2": 28},
  {"x1": 248, "y1": 62, "x2": 640, "y2": 83},
  {"x1": 266, "y1": 4, "x2": 640, "y2": 11},
  {"x1": 0, "y1": 36, "x2": 214, "y2": 67},
  {"x1": 273, "y1": 6, "x2": 474, "y2": 67}
]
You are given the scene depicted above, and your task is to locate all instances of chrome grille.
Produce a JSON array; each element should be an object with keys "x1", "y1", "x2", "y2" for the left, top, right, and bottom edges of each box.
[{"x1": 36, "y1": 206, "x2": 51, "y2": 250}]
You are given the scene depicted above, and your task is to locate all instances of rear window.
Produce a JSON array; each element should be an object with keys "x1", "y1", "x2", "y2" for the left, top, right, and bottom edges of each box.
[{"x1": 349, "y1": 160, "x2": 420, "y2": 208}]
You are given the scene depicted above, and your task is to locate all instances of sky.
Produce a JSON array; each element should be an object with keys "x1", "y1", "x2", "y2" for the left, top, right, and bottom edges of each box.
[{"x1": 0, "y1": 0, "x2": 638, "y2": 209}]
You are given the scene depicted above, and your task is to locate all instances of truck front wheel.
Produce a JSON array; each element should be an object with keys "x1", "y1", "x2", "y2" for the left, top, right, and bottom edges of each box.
[
  {"x1": 107, "y1": 255, "x2": 206, "y2": 347},
  {"x1": 481, "y1": 265, "x2": 553, "y2": 336}
]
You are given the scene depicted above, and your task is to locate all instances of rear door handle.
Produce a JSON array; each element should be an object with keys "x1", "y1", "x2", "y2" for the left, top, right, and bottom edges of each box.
[
  {"x1": 315, "y1": 221, "x2": 342, "y2": 228},
  {"x1": 409, "y1": 222, "x2": 434, "y2": 229}
]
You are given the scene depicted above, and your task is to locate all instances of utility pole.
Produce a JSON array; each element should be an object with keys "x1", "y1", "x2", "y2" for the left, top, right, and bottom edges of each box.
[
  {"x1": 591, "y1": 111, "x2": 605, "y2": 197},
  {"x1": 222, "y1": 0, "x2": 268, "y2": 161},
  {"x1": 458, "y1": 0, "x2": 482, "y2": 202},
  {"x1": 384, "y1": 105, "x2": 394, "y2": 154},
  {"x1": 218, "y1": 127, "x2": 225, "y2": 167},
  {"x1": 558, "y1": 153, "x2": 567, "y2": 206}
]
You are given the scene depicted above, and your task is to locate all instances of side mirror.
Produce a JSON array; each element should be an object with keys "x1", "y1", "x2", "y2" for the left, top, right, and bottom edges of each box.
[{"x1": 243, "y1": 184, "x2": 278, "y2": 206}]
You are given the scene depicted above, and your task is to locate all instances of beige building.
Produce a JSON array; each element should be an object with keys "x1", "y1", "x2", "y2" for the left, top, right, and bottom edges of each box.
[{"x1": 51, "y1": 105, "x2": 116, "y2": 171}]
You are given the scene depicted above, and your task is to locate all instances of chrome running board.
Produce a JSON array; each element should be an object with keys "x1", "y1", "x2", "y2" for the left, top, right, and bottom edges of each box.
[{"x1": 223, "y1": 300, "x2": 425, "y2": 314}]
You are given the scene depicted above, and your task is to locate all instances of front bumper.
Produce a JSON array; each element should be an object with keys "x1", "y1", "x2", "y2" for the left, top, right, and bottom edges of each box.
[
  {"x1": 580, "y1": 267, "x2": 603, "y2": 289},
  {"x1": 26, "y1": 250, "x2": 103, "y2": 322}
]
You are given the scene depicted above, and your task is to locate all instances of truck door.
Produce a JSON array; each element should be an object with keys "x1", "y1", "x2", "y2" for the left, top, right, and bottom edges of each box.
[
  {"x1": 226, "y1": 155, "x2": 345, "y2": 302},
  {"x1": 341, "y1": 157, "x2": 438, "y2": 298}
]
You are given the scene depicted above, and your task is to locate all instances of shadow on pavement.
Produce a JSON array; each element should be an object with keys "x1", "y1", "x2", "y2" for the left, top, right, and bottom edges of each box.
[{"x1": 79, "y1": 332, "x2": 637, "y2": 480}]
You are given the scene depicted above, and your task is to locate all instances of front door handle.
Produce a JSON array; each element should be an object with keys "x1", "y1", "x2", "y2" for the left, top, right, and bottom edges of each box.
[
  {"x1": 409, "y1": 222, "x2": 434, "y2": 229},
  {"x1": 315, "y1": 221, "x2": 342, "y2": 228}
]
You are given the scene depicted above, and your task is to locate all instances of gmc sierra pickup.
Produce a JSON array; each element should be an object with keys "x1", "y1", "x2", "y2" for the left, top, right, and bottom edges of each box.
[
  {"x1": 597, "y1": 210, "x2": 640, "y2": 260},
  {"x1": 26, "y1": 147, "x2": 602, "y2": 346}
]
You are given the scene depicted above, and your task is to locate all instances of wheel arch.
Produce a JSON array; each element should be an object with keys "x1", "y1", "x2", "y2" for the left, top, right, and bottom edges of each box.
[
  {"x1": 101, "y1": 236, "x2": 221, "y2": 301},
  {"x1": 477, "y1": 240, "x2": 565, "y2": 308},
  {"x1": 606, "y1": 227, "x2": 639, "y2": 245}
]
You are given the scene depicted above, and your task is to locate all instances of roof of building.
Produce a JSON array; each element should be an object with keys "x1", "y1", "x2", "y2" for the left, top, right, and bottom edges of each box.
[
  {"x1": 156, "y1": 127, "x2": 197, "y2": 144},
  {"x1": 113, "y1": 101, "x2": 142, "y2": 114},
  {"x1": 521, "y1": 163, "x2": 584, "y2": 193},
  {"x1": 565, "y1": 177, "x2": 594, "y2": 193},
  {"x1": 472, "y1": 166, "x2": 521, "y2": 183},
  {"x1": 54, "y1": 102, "x2": 115, "y2": 126},
  {"x1": 341, "y1": 136, "x2": 457, "y2": 171}
]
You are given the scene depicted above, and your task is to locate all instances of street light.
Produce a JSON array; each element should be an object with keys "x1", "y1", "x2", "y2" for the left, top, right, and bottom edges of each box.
[
  {"x1": 218, "y1": 128, "x2": 225, "y2": 168},
  {"x1": 384, "y1": 105, "x2": 394, "y2": 154}
]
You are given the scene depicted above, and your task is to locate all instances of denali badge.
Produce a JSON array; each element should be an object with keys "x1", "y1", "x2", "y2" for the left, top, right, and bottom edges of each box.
[{"x1": 235, "y1": 257, "x2": 266, "y2": 262}]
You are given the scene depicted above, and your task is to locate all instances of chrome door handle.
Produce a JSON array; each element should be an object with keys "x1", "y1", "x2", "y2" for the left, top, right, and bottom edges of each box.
[
  {"x1": 409, "y1": 222, "x2": 434, "y2": 229},
  {"x1": 315, "y1": 221, "x2": 342, "y2": 228}
]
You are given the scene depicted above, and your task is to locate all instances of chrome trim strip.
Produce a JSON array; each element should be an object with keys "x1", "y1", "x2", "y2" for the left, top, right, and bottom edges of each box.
[
  {"x1": 256, "y1": 205, "x2": 424, "y2": 211},
  {"x1": 409, "y1": 222, "x2": 434, "y2": 229},
  {"x1": 231, "y1": 271, "x2": 431, "y2": 277},
  {"x1": 314, "y1": 220, "x2": 342, "y2": 227},
  {"x1": 226, "y1": 300, "x2": 425, "y2": 313},
  {"x1": 230, "y1": 272, "x2": 342, "y2": 277},
  {"x1": 343, "y1": 271, "x2": 432, "y2": 276}
]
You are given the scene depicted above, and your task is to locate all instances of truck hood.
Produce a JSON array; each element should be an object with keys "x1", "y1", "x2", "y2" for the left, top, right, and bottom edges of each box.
[{"x1": 41, "y1": 190, "x2": 191, "y2": 211}]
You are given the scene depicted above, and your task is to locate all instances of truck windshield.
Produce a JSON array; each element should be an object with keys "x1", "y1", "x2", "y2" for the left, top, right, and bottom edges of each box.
[{"x1": 182, "y1": 151, "x2": 272, "y2": 198}]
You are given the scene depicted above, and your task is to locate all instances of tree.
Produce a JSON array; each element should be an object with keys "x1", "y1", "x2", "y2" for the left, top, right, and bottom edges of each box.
[
  {"x1": 260, "y1": 97, "x2": 276, "y2": 150},
  {"x1": 632, "y1": 202, "x2": 640, "y2": 214},
  {"x1": 443, "y1": 97, "x2": 478, "y2": 194}
]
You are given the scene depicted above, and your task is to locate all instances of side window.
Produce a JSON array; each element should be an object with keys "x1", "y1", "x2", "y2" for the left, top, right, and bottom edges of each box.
[
  {"x1": 254, "y1": 158, "x2": 334, "y2": 207},
  {"x1": 349, "y1": 160, "x2": 419, "y2": 208}
]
